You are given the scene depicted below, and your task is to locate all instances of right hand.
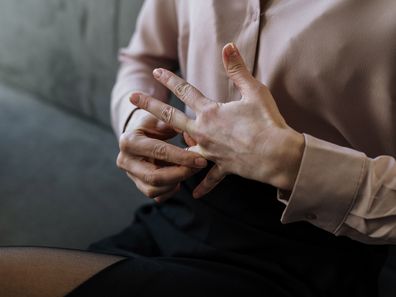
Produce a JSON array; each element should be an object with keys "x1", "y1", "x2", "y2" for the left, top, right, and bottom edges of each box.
[{"x1": 116, "y1": 108, "x2": 207, "y2": 203}]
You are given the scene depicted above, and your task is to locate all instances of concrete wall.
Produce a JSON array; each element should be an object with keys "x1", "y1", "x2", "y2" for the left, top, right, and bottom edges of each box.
[{"x1": 0, "y1": 0, "x2": 144, "y2": 126}]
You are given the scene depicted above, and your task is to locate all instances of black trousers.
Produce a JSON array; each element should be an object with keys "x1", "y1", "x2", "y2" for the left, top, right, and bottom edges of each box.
[{"x1": 68, "y1": 164, "x2": 388, "y2": 297}]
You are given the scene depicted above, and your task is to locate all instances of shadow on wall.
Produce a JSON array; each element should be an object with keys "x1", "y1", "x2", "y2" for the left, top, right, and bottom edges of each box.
[{"x1": 0, "y1": 0, "x2": 144, "y2": 127}]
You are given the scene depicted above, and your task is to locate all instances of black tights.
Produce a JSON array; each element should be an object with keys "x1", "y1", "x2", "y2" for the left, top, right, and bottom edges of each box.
[{"x1": 0, "y1": 247, "x2": 124, "y2": 297}]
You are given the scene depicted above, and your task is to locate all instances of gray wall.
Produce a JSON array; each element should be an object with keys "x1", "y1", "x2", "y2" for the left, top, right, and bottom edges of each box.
[{"x1": 0, "y1": 0, "x2": 144, "y2": 126}]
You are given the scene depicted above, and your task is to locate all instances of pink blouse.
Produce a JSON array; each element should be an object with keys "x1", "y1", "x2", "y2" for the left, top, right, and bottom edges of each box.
[{"x1": 111, "y1": 0, "x2": 396, "y2": 244}]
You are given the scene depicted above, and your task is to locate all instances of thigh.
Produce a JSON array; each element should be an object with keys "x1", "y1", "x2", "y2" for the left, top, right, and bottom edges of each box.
[
  {"x1": 0, "y1": 247, "x2": 124, "y2": 297},
  {"x1": 66, "y1": 256, "x2": 289, "y2": 297}
]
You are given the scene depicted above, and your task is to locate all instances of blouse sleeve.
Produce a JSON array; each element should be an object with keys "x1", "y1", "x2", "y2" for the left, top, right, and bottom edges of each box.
[
  {"x1": 111, "y1": 0, "x2": 179, "y2": 137},
  {"x1": 278, "y1": 133, "x2": 396, "y2": 245}
]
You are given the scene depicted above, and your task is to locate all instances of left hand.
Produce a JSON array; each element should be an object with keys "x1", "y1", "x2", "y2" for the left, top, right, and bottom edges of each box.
[{"x1": 130, "y1": 43, "x2": 305, "y2": 199}]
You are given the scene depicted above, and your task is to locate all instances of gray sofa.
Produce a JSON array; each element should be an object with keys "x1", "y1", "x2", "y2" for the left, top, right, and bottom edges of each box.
[
  {"x1": 0, "y1": 0, "x2": 146, "y2": 249},
  {"x1": 0, "y1": 1, "x2": 394, "y2": 296}
]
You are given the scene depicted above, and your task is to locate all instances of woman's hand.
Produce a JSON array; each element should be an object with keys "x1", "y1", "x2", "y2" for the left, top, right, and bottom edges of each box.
[
  {"x1": 117, "y1": 108, "x2": 207, "y2": 203},
  {"x1": 130, "y1": 43, "x2": 305, "y2": 198}
]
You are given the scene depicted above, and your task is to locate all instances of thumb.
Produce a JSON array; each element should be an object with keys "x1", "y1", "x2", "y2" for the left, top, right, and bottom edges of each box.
[{"x1": 222, "y1": 43, "x2": 256, "y2": 95}]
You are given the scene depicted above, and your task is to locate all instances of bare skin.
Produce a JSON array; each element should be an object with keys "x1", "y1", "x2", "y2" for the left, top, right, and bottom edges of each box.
[
  {"x1": 117, "y1": 105, "x2": 208, "y2": 203},
  {"x1": 130, "y1": 43, "x2": 305, "y2": 199}
]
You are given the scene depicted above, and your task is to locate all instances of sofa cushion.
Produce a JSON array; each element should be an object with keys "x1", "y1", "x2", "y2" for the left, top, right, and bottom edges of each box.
[
  {"x1": 0, "y1": 0, "x2": 144, "y2": 126},
  {"x1": 0, "y1": 83, "x2": 146, "y2": 249}
]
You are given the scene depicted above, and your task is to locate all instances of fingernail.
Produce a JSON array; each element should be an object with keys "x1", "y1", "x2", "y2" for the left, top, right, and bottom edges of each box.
[
  {"x1": 195, "y1": 158, "x2": 207, "y2": 168},
  {"x1": 153, "y1": 68, "x2": 163, "y2": 79},
  {"x1": 225, "y1": 42, "x2": 238, "y2": 58},
  {"x1": 130, "y1": 93, "x2": 140, "y2": 105}
]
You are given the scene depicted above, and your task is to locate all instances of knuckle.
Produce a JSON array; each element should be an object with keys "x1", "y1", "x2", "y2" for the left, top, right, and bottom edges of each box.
[
  {"x1": 119, "y1": 132, "x2": 137, "y2": 152},
  {"x1": 227, "y1": 62, "x2": 244, "y2": 76},
  {"x1": 174, "y1": 82, "x2": 191, "y2": 98},
  {"x1": 145, "y1": 187, "x2": 157, "y2": 199},
  {"x1": 181, "y1": 152, "x2": 194, "y2": 165},
  {"x1": 118, "y1": 134, "x2": 129, "y2": 151},
  {"x1": 152, "y1": 143, "x2": 168, "y2": 161},
  {"x1": 143, "y1": 173, "x2": 163, "y2": 186},
  {"x1": 116, "y1": 153, "x2": 125, "y2": 169},
  {"x1": 201, "y1": 103, "x2": 219, "y2": 118},
  {"x1": 160, "y1": 105, "x2": 175, "y2": 124},
  {"x1": 143, "y1": 173, "x2": 154, "y2": 185}
]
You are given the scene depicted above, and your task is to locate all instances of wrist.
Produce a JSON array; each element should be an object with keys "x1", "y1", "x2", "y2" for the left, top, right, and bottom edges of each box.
[{"x1": 272, "y1": 129, "x2": 305, "y2": 191}]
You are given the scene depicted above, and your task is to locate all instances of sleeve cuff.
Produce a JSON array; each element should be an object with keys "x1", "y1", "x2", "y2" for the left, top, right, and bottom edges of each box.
[{"x1": 278, "y1": 134, "x2": 368, "y2": 234}]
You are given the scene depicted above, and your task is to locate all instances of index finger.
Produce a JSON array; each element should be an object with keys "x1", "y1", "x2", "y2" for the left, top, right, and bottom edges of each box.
[
  {"x1": 125, "y1": 136, "x2": 207, "y2": 168},
  {"x1": 130, "y1": 93, "x2": 194, "y2": 134},
  {"x1": 153, "y1": 68, "x2": 212, "y2": 112}
]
